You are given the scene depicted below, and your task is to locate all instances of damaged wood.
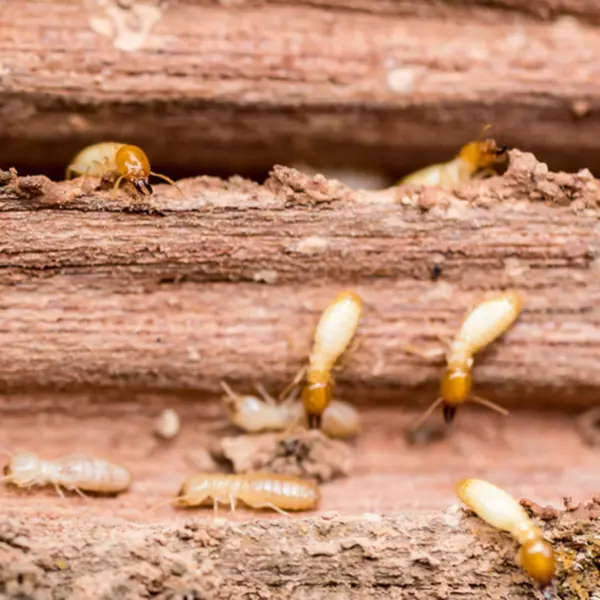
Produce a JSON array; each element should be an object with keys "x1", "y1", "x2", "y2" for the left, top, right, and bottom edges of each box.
[
  {"x1": 0, "y1": 505, "x2": 597, "y2": 599},
  {"x1": 4, "y1": 1, "x2": 600, "y2": 177},
  {"x1": 1, "y1": 150, "x2": 600, "y2": 407}
]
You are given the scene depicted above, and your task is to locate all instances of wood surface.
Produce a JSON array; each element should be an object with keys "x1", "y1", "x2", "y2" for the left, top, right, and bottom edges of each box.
[
  {"x1": 4, "y1": 0, "x2": 600, "y2": 179},
  {"x1": 1, "y1": 150, "x2": 600, "y2": 409},
  {"x1": 0, "y1": 402, "x2": 598, "y2": 599}
]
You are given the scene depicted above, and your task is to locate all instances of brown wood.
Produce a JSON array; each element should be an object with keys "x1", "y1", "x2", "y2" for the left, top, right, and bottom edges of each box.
[
  {"x1": 1, "y1": 151, "x2": 600, "y2": 409},
  {"x1": 0, "y1": 401, "x2": 598, "y2": 598},
  {"x1": 4, "y1": 0, "x2": 600, "y2": 179}
]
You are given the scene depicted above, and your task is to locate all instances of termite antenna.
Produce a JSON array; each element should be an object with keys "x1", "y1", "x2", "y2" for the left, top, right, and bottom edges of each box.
[
  {"x1": 278, "y1": 366, "x2": 307, "y2": 402},
  {"x1": 219, "y1": 380, "x2": 238, "y2": 409},
  {"x1": 410, "y1": 397, "x2": 444, "y2": 431},
  {"x1": 470, "y1": 395, "x2": 509, "y2": 416},
  {"x1": 148, "y1": 495, "x2": 181, "y2": 513},
  {"x1": 254, "y1": 382, "x2": 276, "y2": 405},
  {"x1": 149, "y1": 171, "x2": 186, "y2": 199},
  {"x1": 281, "y1": 385, "x2": 300, "y2": 405},
  {"x1": 0, "y1": 446, "x2": 14, "y2": 460}
]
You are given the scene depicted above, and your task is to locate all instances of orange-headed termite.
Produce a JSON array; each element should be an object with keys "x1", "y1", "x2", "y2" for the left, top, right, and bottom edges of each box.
[
  {"x1": 408, "y1": 291, "x2": 522, "y2": 428},
  {"x1": 399, "y1": 138, "x2": 507, "y2": 189},
  {"x1": 2, "y1": 451, "x2": 132, "y2": 496},
  {"x1": 456, "y1": 478, "x2": 556, "y2": 590},
  {"x1": 66, "y1": 142, "x2": 180, "y2": 197},
  {"x1": 175, "y1": 472, "x2": 320, "y2": 515},
  {"x1": 302, "y1": 291, "x2": 363, "y2": 430},
  {"x1": 221, "y1": 381, "x2": 360, "y2": 439}
]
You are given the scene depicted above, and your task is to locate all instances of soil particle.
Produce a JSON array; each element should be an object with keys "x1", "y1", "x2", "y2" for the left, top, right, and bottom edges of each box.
[{"x1": 211, "y1": 429, "x2": 354, "y2": 483}]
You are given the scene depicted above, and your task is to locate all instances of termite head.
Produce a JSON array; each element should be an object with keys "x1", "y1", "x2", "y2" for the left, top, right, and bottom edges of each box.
[
  {"x1": 517, "y1": 538, "x2": 556, "y2": 588},
  {"x1": 220, "y1": 381, "x2": 269, "y2": 432},
  {"x1": 440, "y1": 367, "x2": 472, "y2": 423},
  {"x1": 458, "y1": 139, "x2": 508, "y2": 171},
  {"x1": 302, "y1": 370, "x2": 333, "y2": 429},
  {"x1": 3, "y1": 452, "x2": 40, "y2": 485},
  {"x1": 115, "y1": 144, "x2": 152, "y2": 194},
  {"x1": 226, "y1": 394, "x2": 267, "y2": 431}
]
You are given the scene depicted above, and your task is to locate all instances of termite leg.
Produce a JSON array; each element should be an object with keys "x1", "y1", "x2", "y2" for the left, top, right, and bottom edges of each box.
[
  {"x1": 53, "y1": 482, "x2": 65, "y2": 499},
  {"x1": 472, "y1": 167, "x2": 497, "y2": 181},
  {"x1": 278, "y1": 366, "x2": 307, "y2": 402},
  {"x1": 249, "y1": 502, "x2": 290, "y2": 516},
  {"x1": 71, "y1": 486, "x2": 89, "y2": 501},
  {"x1": 404, "y1": 344, "x2": 446, "y2": 363},
  {"x1": 410, "y1": 397, "x2": 444, "y2": 431},
  {"x1": 111, "y1": 174, "x2": 126, "y2": 200},
  {"x1": 228, "y1": 494, "x2": 236, "y2": 514},
  {"x1": 213, "y1": 497, "x2": 219, "y2": 517},
  {"x1": 470, "y1": 395, "x2": 509, "y2": 416}
]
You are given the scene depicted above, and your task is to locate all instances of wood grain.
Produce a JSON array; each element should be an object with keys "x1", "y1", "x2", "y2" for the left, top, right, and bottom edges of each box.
[
  {"x1": 4, "y1": 1, "x2": 600, "y2": 177},
  {"x1": 1, "y1": 151, "x2": 600, "y2": 407}
]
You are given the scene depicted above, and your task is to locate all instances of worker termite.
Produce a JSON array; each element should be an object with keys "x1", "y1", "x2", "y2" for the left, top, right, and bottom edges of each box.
[
  {"x1": 300, "y1": 291, "x2": 363, "y2": 430},
  {"x1": 456, "y1": 478, "x2": 556, "y2": 591},
  {"x1": 65, "y1": 142, "x2": 180, "y2": 198},
  {"x1": 220, "y1": 381, "x2": 360, "y2": 439},
  {"x1": 407, "y1": 291, "x2": 522, "y2": 428},
  {"x1": 1, "y1": 451, "x2": 132, "y2": 496},
  {"x1": 174, "y1": 472, "x2": 320, "y2": 515},
  {"x1": 399, "y1": 138, "x2": 507, "y2": 189}
]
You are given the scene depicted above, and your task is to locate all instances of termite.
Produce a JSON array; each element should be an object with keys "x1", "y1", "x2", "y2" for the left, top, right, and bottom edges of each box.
[
  {"x1": 65, "y1": 142, "x2": 179, "y2": 197},
  {"x1": 175, "y1": 472, "x2": 320, "y2": 515},
  {"x1": 301, "y1": 291, "x2": 363, "y2": 430},
  {"x1": 2, "y1": 451, "x2": 132, "y2": 496},
  {"x1": 399, "y1": 138, "x2": 507, "y2": 189},
  {"x1": 407, "y1": 291, "x2": 522, "y2": 428},
  {"x1": 220, "y1": 381, "x2": 360, "y2": 439},
  {"x1": 456, "y1": 478, "x2": 556, "y2": 590}
]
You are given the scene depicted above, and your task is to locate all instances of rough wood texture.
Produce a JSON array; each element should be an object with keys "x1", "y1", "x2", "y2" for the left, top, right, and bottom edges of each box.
[
  {"x1": 1, "y1": 509, "x2": 598, "y2": 599},
  {"x1": 4, "y1": 0, "x2": 600, "y2": 178},
  {"x1": 0, "y1": 402, "x2": 599, "y2": 599},
  {"x1": 1, "y1": 150, "x2": 600, "y2": 408}
]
